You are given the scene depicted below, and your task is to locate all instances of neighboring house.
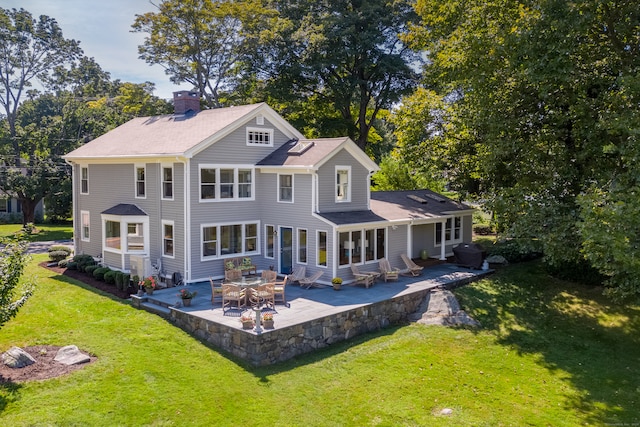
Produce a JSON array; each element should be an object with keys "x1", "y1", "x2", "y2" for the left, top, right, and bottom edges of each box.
[
  {"x1": 63, "y1": 91, "x2": 474, "y2": 285},
  {"x1": 0, "y1": 195, "x2": 44, "y2": 223}
]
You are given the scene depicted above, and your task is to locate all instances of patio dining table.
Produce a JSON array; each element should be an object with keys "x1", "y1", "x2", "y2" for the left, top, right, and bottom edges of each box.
[{"x1": 230, "y1": 277, "x2": 267, "y2": 307}]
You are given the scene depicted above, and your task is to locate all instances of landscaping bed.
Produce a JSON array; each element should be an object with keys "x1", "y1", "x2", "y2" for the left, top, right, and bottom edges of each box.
[{"x1": 40, "y1": 261, "x2": 135, "y2": 300}]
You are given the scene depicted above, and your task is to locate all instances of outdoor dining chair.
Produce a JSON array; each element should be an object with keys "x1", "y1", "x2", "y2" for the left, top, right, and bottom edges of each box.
[
  {"x1": 261, "y1": 270, "x2": 277, "y2": 282},
  {"x1": 222, "y1": 284, "x2": 246, "y2": 313},
  {"x1": 224, "y1": 268, "x2": 243, "y2": 282},
  {"x1": 209, "y1": 277, "x2": 223, "y2": 305},
  {"x1": 250, "y1": 283, "x2": 275, "y2": 309},
  {"x1": 273, "y1": 275, "x2": 288, "y2": 306}
]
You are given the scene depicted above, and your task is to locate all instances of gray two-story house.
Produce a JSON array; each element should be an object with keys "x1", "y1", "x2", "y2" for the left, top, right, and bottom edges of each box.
[{"x1": 63, "y1": 91, "x2": 474, "y2": 285}]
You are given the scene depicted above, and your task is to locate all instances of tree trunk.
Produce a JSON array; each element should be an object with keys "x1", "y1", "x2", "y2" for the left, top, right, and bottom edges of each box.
[{"x1": 20, "y1": 198, "x2": 38, "y2": 226}]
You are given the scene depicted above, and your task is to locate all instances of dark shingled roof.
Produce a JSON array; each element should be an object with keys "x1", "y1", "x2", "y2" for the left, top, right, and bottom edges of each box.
[
  {"x1": 317, "y1": 189, "x2": 473, "y2": 226},
  {"x1": 257, "y1": 137, "x2": 350, "y2": 168},
  {"x1": 101, "y1": 204, "x2": 147, "y2": 216}
]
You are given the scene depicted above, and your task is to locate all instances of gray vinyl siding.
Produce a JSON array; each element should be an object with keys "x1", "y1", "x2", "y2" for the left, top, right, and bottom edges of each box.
[
  {"x1": 187, "y1": 118, "x2": 295, "y2": 281},
  {"x1": 316, "y1": 149, "x2": 370, "y2": 212},
  {"x1": 412, "y1": 223, "x2": 435, "y2": 259},
  {"x1": 74, "y1": 162, "x2": 186, "y2": 274}
]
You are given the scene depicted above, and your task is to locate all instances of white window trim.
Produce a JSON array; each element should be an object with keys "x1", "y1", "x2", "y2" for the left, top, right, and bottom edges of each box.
[
  {"x1": 135, "y1": 164, "x2": 146, "y2": 199},
  {"x1": 201, "y1": 220, "x2": 261, "y2": 261},
  {"x1": 198, "y1": 164, "x2": 255, "y2": 202},
  {"x1": 297, "y1": 227, "x2": 308, "y2": 265},
  {"x1": 335, "y1": 165, "x2": 351, "y2": 203},
  {"x1": 162, "y1": 219, "x2": 175, "y2": 259},
  {"x1": 246, "y1": 127, "x2": 274, "y2": 147},
  {"x1": 316, "y1": 230, "x2": 328, "y2": 268},
  {"x1": 265, "y1": 224, "x2": 275, "y2": 259},
  {"x1": 161, "y1": 164, "x2": 174, "y2": 201},
  {"x1": 80, "y1": 166, "x2": 89, "y2": 195},
  {"x1": 81, "y1": 210, "x2": 90, "y2": 242},
  {"x1": 277, "y1": 173, "x2": 294, "y2": 203},
  {"x1": 434, "y1": 216, "x2": 464, "y2": 247},
  {"x1": 101, "y1": 214, "x2": 149, "y2": 255}
]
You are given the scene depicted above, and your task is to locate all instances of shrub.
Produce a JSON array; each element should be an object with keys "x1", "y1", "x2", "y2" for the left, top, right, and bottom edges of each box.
[
  {"x1": 66, "y1": 261, "x2": 78, "y2": 270},
  {"x1": 93, "y1": 267, "x2": 110, "y2": 281},
  {"x1": 473, "y1": 224, "x2": 494, "y2": 235},
  {"x1": 58, "y1": 259, "x2": 69, "y2": 268},
  {"x1": 84, "y1": 265, "x2": 99, "y2": 276},
  {"x1": 48, "y1": 245, "x2": 72, "y2": 255},
  {"x1": 123, "y1": 274, "x2": 131, "y2": 288},
  {"x1": 114, "y1": 272, "x2": 124, "y2": 289},
  {"x1": 488, "y1": 239, "x2": 543, "y2": 263},
  {"x1": 48, "y1": 250, "x2": 70, "y2": 263},
  {"x1": 104, "y1": 270, "x2": 117, "y2": 285},
  {"x1": 73, "y1": 254, "x2": 95, "y2": 272}
]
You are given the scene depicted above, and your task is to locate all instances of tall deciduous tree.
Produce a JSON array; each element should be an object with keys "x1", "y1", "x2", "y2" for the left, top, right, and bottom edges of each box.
[
  {"x1": 0, "y1": 229, "x2": 33, "y2": 329},
  {"x1": 406, "y1": 0, "x2": 640, "y2": 300},
  {"x1": 132, "y1": 0, "x2": 273, "y2": 108},
  {"x1": 0, "y1": 7, "x2": 81, "y2": 224},
  {"x1": 261, "y1": 0, "x2": 421, "y2": 151}
]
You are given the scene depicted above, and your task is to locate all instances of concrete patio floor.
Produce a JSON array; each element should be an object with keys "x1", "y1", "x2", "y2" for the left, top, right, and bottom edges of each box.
[{"x1": 137, "y1": 263, "x2": 493, "y2": 332}]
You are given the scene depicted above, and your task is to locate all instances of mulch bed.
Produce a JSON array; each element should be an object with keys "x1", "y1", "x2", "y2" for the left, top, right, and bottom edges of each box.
[
  {"x1": 0, "y1": 345, "x2": 97, "y2": 384},
  {"x1": 41, "y1": 261, "x2": 137, "y2": 300}
]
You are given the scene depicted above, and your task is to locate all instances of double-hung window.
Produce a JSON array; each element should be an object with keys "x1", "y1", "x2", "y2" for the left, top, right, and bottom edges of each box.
[
  {"x1": 317, "y1": 231, "x2": 327, "y2": 267},
  {"x1": 298, "y1": 228, "x2": 307, "y2": 263},
  {"x1": 162, "y1": 166, "x2": 173, "y2": 199},
  {"x1": 278, "y1": 174, "x2": 293, "y2": 202},
  {"x1": 336, "y1": 166, "x2": 350, "y2": 202},
  {"x1": 199, "y1": 166, "x2": 254, "y2": 201},
  {"x1": 135, "y1": 166, "x2": 146, "y2": 198},
  {"x1": 81, "y1": 211, "x2": 90, "y2": 241},
  {"x1": 163, "y1": 220, "x2": 174, "y2": 257},
  {"x1": 81, "y1": 167, "x2": 89, "y2": 194}
]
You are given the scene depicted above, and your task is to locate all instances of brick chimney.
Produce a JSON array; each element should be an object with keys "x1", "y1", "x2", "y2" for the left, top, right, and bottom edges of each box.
[{"x1": 173, "y1": 91, "x2": 200, "y2": 115}]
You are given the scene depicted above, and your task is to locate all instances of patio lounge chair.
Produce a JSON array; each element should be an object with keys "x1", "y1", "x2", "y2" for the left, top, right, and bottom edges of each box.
[
  {"x1": 379, "y1": 258, "x2": 400, "y2": 282},
  {"x1": 288, "y1": 266, "x2": 306, "y2": 285},
  {"x1": 350, "y1": 263, "x2": 381, "y2": 284},
  {"x1": 210, "y1": 277, "x2": 223, "y2": 305},
  {"x1": 299, "y1": 270, "x2": 324, "y2": 289},
  {"x1": 401, "y1": 254, "x2": 424, "y2": 276},
  {"x1": 350, "y1": 269, "x2": 375, "y2": 288}
]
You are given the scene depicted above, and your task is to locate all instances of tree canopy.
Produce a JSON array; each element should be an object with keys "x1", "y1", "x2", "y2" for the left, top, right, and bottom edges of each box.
[{"x1": 404, "y1": 0, "x2": 640, "y2": 300}]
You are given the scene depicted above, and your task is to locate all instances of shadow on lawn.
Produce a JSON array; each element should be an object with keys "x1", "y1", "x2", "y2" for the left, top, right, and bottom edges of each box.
[{"x1": 455, "y1": 260, "x2": 640, "y2": 425}]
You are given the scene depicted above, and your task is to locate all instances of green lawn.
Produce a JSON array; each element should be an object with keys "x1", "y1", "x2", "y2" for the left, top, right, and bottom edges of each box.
[
  {"x1": 0, "y1": 224, "x2": 73, "y2": 242},
  {"x1": 1, "y1": 255, "x2": 638, "y2": 426}
]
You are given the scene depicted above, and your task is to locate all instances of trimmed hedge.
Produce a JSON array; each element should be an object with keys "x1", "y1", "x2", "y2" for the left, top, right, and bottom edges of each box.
[
  {"x1": 84, "y1": 265, "x2": 99, "y2": 276},
  {"x1": 93, "y1": 267, "x2": 111, "y2": 281},
  {"x1": 48, "y1": 250, "x2": 70, "y2": 262},
  {"x1": 104, "y1": 270, "x2": 117, "y2": 285}
]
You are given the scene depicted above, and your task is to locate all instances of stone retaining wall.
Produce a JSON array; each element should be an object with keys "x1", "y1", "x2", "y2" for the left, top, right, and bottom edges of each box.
[{"x1": 170, "y1": 288, "x2": 433, "y2": 366}]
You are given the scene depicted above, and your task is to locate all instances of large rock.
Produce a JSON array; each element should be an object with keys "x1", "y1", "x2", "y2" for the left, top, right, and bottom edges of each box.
[
  {"x1": 54, "y1": 345, "x2": 90, "y2": 366},
  {"x1": 2, "y1": 346, "x2": 36, "y2": 368},
  {"x1": 412, "y1": 288, "x2": 480, "y2": 327}
]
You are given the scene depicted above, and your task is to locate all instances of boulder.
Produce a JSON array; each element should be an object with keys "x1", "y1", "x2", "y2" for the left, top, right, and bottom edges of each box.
[
  {"x1": 485, "y1": 254, "x2": 508, "y2": 265},
  {"x1": 2, "y1": 346, "x2": 37, "y2": 368},
  {"x1": 412, "y1": 288, "x2": 480, "y2": 327},
  {"x1": 54, "y1": 345, "x2": 90, "y2": 366}
]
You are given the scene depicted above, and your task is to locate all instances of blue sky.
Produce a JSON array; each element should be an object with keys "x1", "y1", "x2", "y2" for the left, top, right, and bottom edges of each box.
[{"x1": 4, "y1": 0, "x2": 181, "y2": 100}]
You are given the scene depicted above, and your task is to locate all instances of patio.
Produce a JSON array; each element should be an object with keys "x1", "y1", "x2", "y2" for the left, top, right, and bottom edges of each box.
[{"x1": 132, "y1": 263, "x2": 492, "y2": 366}]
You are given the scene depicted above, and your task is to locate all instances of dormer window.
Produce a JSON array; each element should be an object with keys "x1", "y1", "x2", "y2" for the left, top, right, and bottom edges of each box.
[{"x1": 247, "y1": 127, "x2": 273, "y2": 146}]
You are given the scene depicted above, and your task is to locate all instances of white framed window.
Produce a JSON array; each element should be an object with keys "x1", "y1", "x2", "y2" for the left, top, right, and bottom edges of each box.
[
  {"x1": 135, "y1": 165, "x2": 146, "y2": 198},
  {"x1": 162, "y1": 220, "x2": 174, "y2": 258},
  {"x1": 335, "y1": 166, "x2": 351, "y2": 202},
  {"x1": 317, "y1": 230, "x2": 327, "y2": 267},
  {"x1": 199, "y1": 165, "x2": 254, "y2": 201},
  {"x1": 339, "y1": 227, "x2": 386, "y2": 266},
  {"x1": 298, "y1": 228, "x2": 307, "y2": 264},
  {"x1": 201, "y1": 221, "x2": 260, "y2": 261},
  {"x1": 0, "y1": 199, "x2": 7, "y2": 213},
  {"x1": 278, "y1": 174, "x2": 293, "y2": 203},
  {"x1": 265, "y1": 225, "x2": 275, "y2": 259},
  {"x1": 102, "y1": 214, "x2": 149, "y2": 254},
  {"x1": 162, "y1": 165, "x2": 173, "y2": 200},
  {"x1": 80, "y1": 166, "x2": 89, "y2": 194},
  {"x1": 435, "y1": 216, "x2": 463, "y2": 246},
  {"x1": 81, "y1": 210, "x2": 90, "y2": 242},
  {"x1": 246, "y1": 127, "x2": 273, "y2": 146}
]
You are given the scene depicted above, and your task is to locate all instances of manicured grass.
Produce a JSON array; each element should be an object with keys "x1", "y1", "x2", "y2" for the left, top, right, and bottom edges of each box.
[
  {"x1": 0, "y1": 224, "x2": 73, "y2": 242},
  {"x1": 1, "y1": 255, "x2": 638, "y2": 425}
]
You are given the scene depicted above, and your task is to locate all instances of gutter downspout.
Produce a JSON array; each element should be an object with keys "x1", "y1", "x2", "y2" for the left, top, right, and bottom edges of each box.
[{"x1": 64, "y1": 159, "x2": 78, "y2": 255}]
